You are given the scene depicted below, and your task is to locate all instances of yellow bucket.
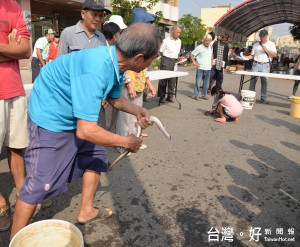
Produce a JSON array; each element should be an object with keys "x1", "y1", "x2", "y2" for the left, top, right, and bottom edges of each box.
[{"x1": 290, "y1": 96, "x2": 300, "y2": 118}]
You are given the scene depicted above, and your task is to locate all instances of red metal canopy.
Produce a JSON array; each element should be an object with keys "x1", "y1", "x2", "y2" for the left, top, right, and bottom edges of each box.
[{"x1": 213, "y1": 0, "x2": 300, "y2": 42}]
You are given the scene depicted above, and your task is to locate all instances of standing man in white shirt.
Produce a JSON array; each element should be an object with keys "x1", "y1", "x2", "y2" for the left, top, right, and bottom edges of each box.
[
  {"x1": 244, "y1": 29, "x2": 277, "y2": 104},
  {"x1": 31, "y1": 29, "x2": 55, "y2": 83},
  {"x1": 157, "y1": 25, "x2": 182, "y2": 103}
]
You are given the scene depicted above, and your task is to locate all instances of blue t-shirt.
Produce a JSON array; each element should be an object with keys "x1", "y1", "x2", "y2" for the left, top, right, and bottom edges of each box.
[{"x1": 29, "y1": 46, "x2": 123, "y2": 132}]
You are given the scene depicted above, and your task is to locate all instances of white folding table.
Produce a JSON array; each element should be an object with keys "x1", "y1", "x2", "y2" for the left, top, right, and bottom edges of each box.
[
  {"x1": 24, "y1": 70, "x2": 189, "y2": 109},
  {"x1": 148, "y1": 70, "x2": 189, "y2": 109},
  {"x1": 234, "y1": 70, "x2": 300, "y2": 99}
]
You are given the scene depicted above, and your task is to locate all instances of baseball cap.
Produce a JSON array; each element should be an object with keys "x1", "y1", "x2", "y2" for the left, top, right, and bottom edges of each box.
[
  {"x1": 82, "y1": 0, "x2": 111, "y2": 14},
  {"x1": 259, "y1": 30, "x2": 268, "y2": 36},
  {"x1": 132, "y1": 8, "x2": 156, "y2": 23},
  {"x1": 45, "y1": 28, "x2": 55, "y2": 35},
  {"x1": 108, "y1": 15, "x2": 127, "y2": 30}
]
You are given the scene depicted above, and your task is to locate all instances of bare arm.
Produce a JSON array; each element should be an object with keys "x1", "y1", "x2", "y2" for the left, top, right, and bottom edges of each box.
[
  {"x1": 261, "y1": 45, "x2": 277, "y2": 58},
  {"x1": 0, "y1": 29, "x2": 31, "y2": 62},
  {"x1": 243, "y1": 54, "x2": 254, "y2": 60},
  {"x1": 126, "y1": 83, "x2": 137, "y2": 99},
  {"x1": 107, "y1": 95, "x2": 151, "y2": 128},
  {"x1": 36, "y1": 48, "x2": 46, "y2": 66},
  {"x1": 76, "y1": 120, "x2": 142, "y2": 152},
  {"x1": 145, "y1": 79, "x2": 156, "y2": 97},
  {"x1": 190, "y1": 53, "x2": 198, "y2": 67}
]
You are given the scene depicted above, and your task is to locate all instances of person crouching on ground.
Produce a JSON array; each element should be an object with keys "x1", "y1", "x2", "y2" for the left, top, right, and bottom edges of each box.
[{"x1": 210, "y1": 86, "x2": 243, "y2": 123}]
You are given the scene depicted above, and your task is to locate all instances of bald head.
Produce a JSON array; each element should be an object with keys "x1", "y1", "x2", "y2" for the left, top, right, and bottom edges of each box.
[{"x1": 116, "y1": 22, "x2": 162, "y2": 60}]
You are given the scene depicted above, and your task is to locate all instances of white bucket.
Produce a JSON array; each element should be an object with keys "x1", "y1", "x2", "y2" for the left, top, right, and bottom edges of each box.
[
  {"x1": 9, "y1": 219, "x2": 84, "y2": 247},
  {"x1": 240, "y1": 90, "x2": 256, "y2": 109}
]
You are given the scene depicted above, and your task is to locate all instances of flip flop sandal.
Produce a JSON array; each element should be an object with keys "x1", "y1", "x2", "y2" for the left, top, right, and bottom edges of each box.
[
  {"x1": 214, "y1": 118, "x2": 226, "y2": 124},
  {"x1": 0, "y1": 205, "x2": 11, "y2": 231},
  {"x1": 77, "y1": 207, "x2": 112, "y2": 225}
]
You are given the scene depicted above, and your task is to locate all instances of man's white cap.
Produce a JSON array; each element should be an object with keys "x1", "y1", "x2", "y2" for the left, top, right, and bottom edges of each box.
[
  {"x1": 46, "y1": 28, "x2": 55, "y2": 35},
  {"x1": 108, "y1": 15, "x2": 127, "y2": 30}
]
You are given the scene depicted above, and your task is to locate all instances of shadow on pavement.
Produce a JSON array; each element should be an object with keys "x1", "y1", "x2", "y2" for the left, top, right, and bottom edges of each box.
[
  {"x1": 255, "y1": 115, "x2": 300, "y2": 134},
  {"x1": 218, "y1": 140, "x2": 300, "y2": 245},
  {"x1": 276, "y1": 109, "x2": 291, "y2": 116},
  {"x1": 280, "y1": 141, "x2": 300, "y2": 152},
  {"x1": 176, "y1": 207, "x2": 247, "y2": 247},
  {"x1": 268, "y1": 90, "x2": 291, "y2": 101},
  {"x1": 82, "y1": 153, "x2": 174, "y2": 246}
]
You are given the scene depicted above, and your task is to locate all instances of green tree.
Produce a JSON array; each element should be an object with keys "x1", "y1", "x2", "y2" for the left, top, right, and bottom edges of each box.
[
  {"x1": 289, "y1": 23, "x2": 300, "y2": 41},
  {"x1": 110, "y1": 0, "x2": 162, "y2": 25},
  {"x1": 178, "y1": 14, "x2": 206, "y2": 46}
]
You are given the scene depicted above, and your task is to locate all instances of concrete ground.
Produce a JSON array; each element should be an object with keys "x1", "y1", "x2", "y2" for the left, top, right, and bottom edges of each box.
[{"x1": 1, "y1": 66, "x2": 299, "y2": 247}]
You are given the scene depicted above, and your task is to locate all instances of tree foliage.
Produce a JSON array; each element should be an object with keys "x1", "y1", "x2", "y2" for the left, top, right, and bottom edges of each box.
[
  {"x1": 289, "y1": 24, "x2": 300, "y2": 41},
  {"x1": 178, "y1": 14, "x2": 207, "y2": 46},
  {"x1": 110, "y1": 0, "x2": 162, "y2": 25}
]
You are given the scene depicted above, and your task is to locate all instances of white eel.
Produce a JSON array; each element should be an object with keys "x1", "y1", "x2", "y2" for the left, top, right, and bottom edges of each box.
[{"x1": 108, "y1": 116, "x2": 171, "y2": 171}]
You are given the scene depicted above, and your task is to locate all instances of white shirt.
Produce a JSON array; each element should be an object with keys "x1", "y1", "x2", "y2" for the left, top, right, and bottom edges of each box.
[
  {"x1": 32, "y1": 36, "x2": 50, "y2": 60},
  {"x1": 191, "y1": 44, "x2": 212, "y2": 70},
  {"x1": 160, "y1": 36, "x2": 181, "y2": 59},
  {"x1": 251, "y1": 40, "x2": 277, "y2": 63}
]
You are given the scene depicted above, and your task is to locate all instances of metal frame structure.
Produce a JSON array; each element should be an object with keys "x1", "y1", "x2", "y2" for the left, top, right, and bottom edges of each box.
[{"x1": 214, "y1": 0, "x2": 300, "y2": 42}]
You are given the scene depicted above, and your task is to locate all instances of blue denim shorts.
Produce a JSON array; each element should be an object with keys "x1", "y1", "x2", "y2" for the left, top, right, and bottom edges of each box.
[{"x1": 19, "y1": 117, "x2": 108, "y2": 204}]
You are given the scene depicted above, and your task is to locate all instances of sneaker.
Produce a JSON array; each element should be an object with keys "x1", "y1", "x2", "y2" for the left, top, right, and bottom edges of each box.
[
  {"x1": 159, "y1": 97, "x2": 166, "y2": 103},
  {"x1": 166, "y1": 97, "x2": 175, "y2": 103},
  {"x1": 288, "y1": 95, "x2": 294, "y2": 99},
  {"x1": 201, "y1": 96, "x2": 209, "y2": 100},
  {"x1": 260, "y1": 99, "x2": 269, "y2": 104},
  {"x1": 0, "y1": 205, "x2": 11, "y2": 232},
  {"x1": 139, "y1": 144, "x2": 147, "y2": 150}
]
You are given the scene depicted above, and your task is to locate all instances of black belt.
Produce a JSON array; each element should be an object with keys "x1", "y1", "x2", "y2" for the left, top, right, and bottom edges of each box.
[
  {"x1": 254, "y1": 61, "x2": 269, "y2": 65},
  {"x1": 162, "y1": 55, "x2": 178, "y2": 61}
]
